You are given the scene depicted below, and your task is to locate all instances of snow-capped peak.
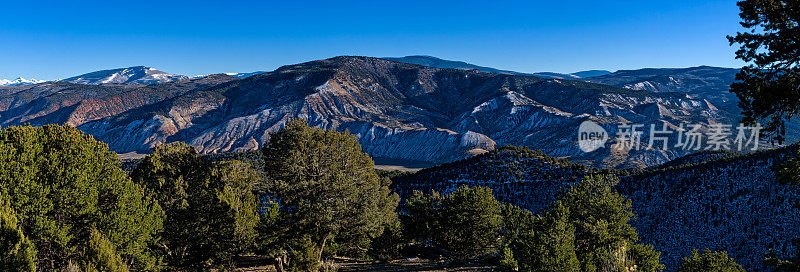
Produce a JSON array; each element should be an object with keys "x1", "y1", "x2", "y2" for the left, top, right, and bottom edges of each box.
[
  {"x1": 61, "y1": 66, "x2": 188, "y2": 85},
  {"x1": 0, "y1": 77, "x2": 45, "y2": 86}
]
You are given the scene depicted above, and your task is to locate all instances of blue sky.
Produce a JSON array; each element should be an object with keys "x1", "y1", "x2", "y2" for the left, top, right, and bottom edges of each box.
[{"x1": 1, "y1": 0, "x2": 744, "y2": 80}]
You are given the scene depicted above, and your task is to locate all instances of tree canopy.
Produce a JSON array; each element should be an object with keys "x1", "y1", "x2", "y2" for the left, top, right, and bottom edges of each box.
[
  {"x1": 260, "y1": 119, "x2": 399, "y2": 269},
  {"x1": 678, "y1": 249, "x2": 746, "y2": 272},
  {"x1": 402, "y1": 186, "x2": 504, "y2": 260},
  {"x1": 131, "y1": 142, "x2": 260, "y2": 270},
  {"x1": 0, "y1": 193, "x2": 37, "y2": 272},
  {"x1": 728, "y1": 0, "x2": 800, "y2": 142},
  {"x1": 0, "y1": 125, "x2": 163, "y2": 271}
]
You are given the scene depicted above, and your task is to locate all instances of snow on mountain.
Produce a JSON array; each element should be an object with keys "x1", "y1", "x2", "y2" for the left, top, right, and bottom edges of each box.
[
  {"x1": 0, "y1": 77, "x2": 45, "y2": 86},
  {"x1": 226, "y1": 71, "x2": 267, "y2": 78},
  {"x1": 62, "y1": 66, "x2": 188, "y2": 85}
]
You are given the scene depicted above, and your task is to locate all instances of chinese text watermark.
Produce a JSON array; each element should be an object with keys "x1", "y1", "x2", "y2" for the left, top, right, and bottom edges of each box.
[{"x1": 578, "y1": 121, "x2": 761, "y2": 153}]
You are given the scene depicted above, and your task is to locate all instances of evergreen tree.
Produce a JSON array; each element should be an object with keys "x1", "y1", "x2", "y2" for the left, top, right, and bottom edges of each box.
[
  {"x1": 0, "y1": 194, "x2": 36, "y2": 272},
  {"x1": 367, "y1": 220, "x2": 406, "y2": 261},
  {"x1": 498, "y1": 246, "x2": 519, "y2": 272},
  {"x1": 678, "y1": 249, "x2": 746, "y2": 272},
  {"x1": 401, "y1": 190, "x2": 443, "y2": 246},
  {"x1": 629, "y1": 244, "x2": 666, "y2": 272},
  {"x1": 83, "y1": 228, "x2": 129, "y2": 272},
  {"x1": 560, "y1": 175, "x2": 663, "y2": 272},
  {"x1": 765, "y1": 240, "x2": 800, "y2": 272},
  {"x1": 439, "y1": 186, "x2": 503, "y2": 259},
  {"x1": 260, "y1": 119, "x2": 399, "y2": 267},
  {"x1": 512, "y1": 201, "x2": 579, "y2": 272},
  {"x1": 131, "y1": 142, "x2": 260, "y2": 270},
  {"x1": 402, "y1": 186, "x2": 503, "y2": 260},
  {"x1": 727, "y1": 0, "x2": 800, "y2": 142},
  {"x1": 0, "y1": 125, "x2": 163, "y2": 271}
]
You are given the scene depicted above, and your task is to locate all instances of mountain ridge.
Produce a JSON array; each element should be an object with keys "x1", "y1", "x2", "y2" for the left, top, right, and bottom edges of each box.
[
  {"x1": 68, "y1": 56, "x2": 732, "y2": 168},
  {"x1": 62, "y1": 66, "x2": 188, "y2": 85},
  {"x1": 0, "y1": 56, "x2": 764, "y2": 168}
]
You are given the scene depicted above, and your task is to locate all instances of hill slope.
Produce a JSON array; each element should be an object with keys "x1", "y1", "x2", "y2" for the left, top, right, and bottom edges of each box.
[{"x1": 392, "y1": 145, "x2": 800, "y2": 271}]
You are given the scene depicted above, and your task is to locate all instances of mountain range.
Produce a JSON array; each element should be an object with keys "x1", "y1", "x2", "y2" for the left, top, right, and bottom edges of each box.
[
  {"x1": 6, "y1": 56, "x2": 796, "y2": 271},
  {"x1": 385, "y1": 55, "x2": 612, "y2": 79},
  {"x1": 0, "y1": 77, "x2": 45, "y2": 86},
  {"x1": 0, "y1": 56, "x2": 760, "y2": 168}
]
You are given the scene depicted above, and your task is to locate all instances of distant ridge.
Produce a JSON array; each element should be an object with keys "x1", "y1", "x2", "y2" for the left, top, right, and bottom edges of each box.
[
  {"x1": 571, "y1": 69, "x2": 612, "y2": 78},
  {"x1": 383, "y1": 55, "x2": 582, "y2": 79},
  {"x1": 62, "y1": 66, "x2": 188, "y2": 85},
  {"x1": 0, "y1": 56, "x2": 778, "y2": 168},
  {"x1": 0, "y1": 77, "x2": 45, "y2": 86}
]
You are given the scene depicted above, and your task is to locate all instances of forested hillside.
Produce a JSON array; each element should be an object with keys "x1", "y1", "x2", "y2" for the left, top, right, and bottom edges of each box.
[{"x1": 393, "y1": 145, "x2": 800, "y2": 271}]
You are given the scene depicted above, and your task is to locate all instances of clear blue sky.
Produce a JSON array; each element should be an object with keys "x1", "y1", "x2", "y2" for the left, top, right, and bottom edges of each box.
[{"x1": 1, "y1": 0, "x2": 745, "y2": 80}]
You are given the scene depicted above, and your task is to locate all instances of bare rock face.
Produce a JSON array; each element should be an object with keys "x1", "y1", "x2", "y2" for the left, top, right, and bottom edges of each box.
[
  {"x1": 0, "y1": 74, "x2": 237, "y2": 128},
  {"x1": 0, "y1": 57, "x2": 743, "y2": 167}
]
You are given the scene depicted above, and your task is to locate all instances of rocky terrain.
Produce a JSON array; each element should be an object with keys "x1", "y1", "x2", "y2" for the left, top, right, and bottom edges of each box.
[
  {"x1": 585, "y1": 66, "x2": 740, "y2": 113},
  {"x1": 0, "y1": 74, "x2": 236, "y2": 127},
  {"x1": 0, "y1": 56, "x2": 760, "y2": 168},
  {"x1": 391, "y1": 145, "x2": 800, "y2": 272}
]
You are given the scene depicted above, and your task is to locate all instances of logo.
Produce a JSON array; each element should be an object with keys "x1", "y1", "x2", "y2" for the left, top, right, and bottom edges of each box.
[{"x1": 578, "y1": 120, "x2": 608, "y2": 153}]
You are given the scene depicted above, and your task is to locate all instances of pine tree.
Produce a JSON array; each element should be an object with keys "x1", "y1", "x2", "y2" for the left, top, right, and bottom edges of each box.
[
  {"x1": 0, "y1": 125, "x2": 163, "y2": 271},
  {"x1": 259, "y1": 119, "x2": 399, "y2": 267},
  {"x1": 512, "y1": 201, "x2": 579, "y2": 272},
  {"x1": 439, "y1": 186, "x2": 503, "y2": 259},
  {"x1": 560, "y1": 175, "x2": 663, "y2": 272},
  {"x1": 401, "y1": 186, "x2": 503, "y2": 260},
  {"x1": 727, "y1": 0, "x2": 800, "y2": 142},
  {"x1": 83, "y1": 228, "x2": 129, "y2": 272},
  {"x1": 131, "y1": 142, "x2": 260, "y2": 270},
  {"x1": 678, "y1": 249, "x2": 746, "y2": 272},
  {"x1": 499, "y1": 246, "x2": 519, "y2": 272},
  {"x1": 0, "y1": 194, "x2": 36, "y2": 272}
]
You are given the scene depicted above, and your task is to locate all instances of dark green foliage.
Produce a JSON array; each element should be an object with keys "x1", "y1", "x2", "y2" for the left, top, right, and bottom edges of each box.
[
  {"x1": 367, "y1": 221, "x2": 406, "y2": 261},
  {"x1": 562, "y1": 175, "x2": 639, "y2": 271},
  {"x1": 288, "y1": 237, "x2": 321, "y2": 272},
  {"x1": 260, "y1": 119, "x2": 399, "y2": 264},
  {"x1": 498, "y1": 247, "x2": 519, "y2": 272},
  {"x1": 0, "y1": 125, "x2": 163, "y2": 271},
  {"x1": 401, "y1": 190, "x2": 442, "y2": 247},
  {"x1": 765, "y1": 240, "x2": 800, "y2": 272},
  {"x1": 560, "y1": 175, "x2": 663, "y2": 272},
  {"x1": 83, "y1": 228, "x2": 129, "y2": 272},
  {"x1": 776, "y1": 150, "x2": 800, "y2": 186},
  {"x1": 512, "y1": 202, "x2": 579, "y2": 272},
  {"x1": 727, "y1": 0, "x2": 800, "y2": 143},
  {"x1": 402, "y1": 186, "x2": 503, "y2": 260},
  {"x1": 131, "y1": 142, "x2": 260, "y2": 270},
  {"x1": 439, "y1": 186, "x2": 503, "y2": 259},
  {"x1": 509, "y1": 175, "x2": 662, "y2": 272},
  {"x1": 629, "y1": 244, "x2": 665, "y2": 272},
  {"x1": 678, "y1": 249, "x2": 746, "y2": 272},
  {"x1": 0, "y1": 194, "x2": 36, "y2": 272}
]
